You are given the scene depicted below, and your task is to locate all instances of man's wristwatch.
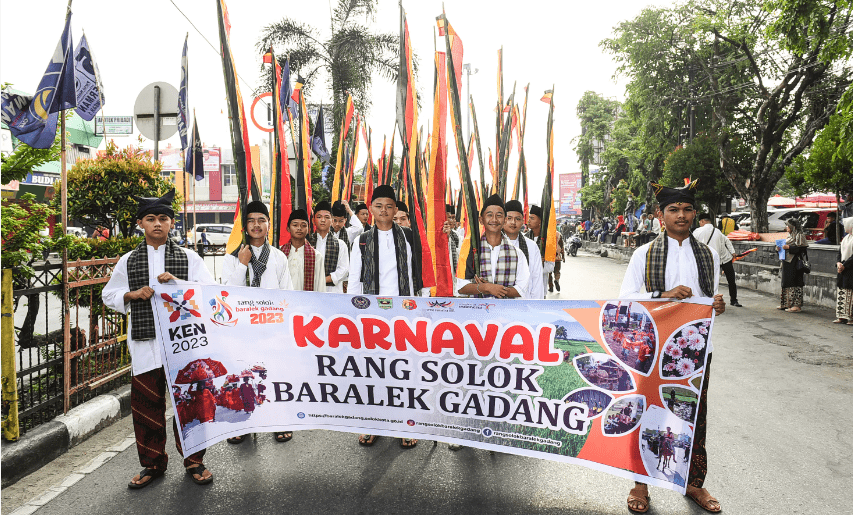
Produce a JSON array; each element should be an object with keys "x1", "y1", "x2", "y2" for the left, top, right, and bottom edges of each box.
[{"x1": 652, "y1": 290, "x2": 662, "y2": 299}]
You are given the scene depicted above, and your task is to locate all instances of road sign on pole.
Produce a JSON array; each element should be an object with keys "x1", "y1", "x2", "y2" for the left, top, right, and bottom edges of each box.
[{"x1": 134, "y1": 82, "x2": 179, "y2": 159}]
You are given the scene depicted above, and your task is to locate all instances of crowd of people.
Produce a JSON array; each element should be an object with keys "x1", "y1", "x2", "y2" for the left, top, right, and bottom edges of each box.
[{"x1": 101, "y1": 180, "x2": 746, "y2": 513}]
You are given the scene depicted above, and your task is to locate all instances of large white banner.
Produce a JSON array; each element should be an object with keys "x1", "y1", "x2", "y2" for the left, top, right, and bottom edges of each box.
[{"x1": 153, "y1": 283, "x2": 714, "y2": 493}]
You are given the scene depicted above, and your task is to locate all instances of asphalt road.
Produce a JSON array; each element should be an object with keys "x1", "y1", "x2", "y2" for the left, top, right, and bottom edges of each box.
[{"x1": 4, "y1": 250, "x2": 852, "y2": 515}]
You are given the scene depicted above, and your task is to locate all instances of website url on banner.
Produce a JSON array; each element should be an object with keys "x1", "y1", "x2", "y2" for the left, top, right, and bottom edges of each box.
[
  {"x1": 492, "y1": 430, "x2": 563, "y2": 448},
  {"x1": 308, "y1": 414, "x2": 403, "y2": 424},
  {"x1": 417, "y1": 421, "x2": 482, "y2": 434}
]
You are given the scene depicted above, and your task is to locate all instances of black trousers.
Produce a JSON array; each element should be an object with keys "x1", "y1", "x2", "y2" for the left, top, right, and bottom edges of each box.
[{"x1": 720, "y1": 260, "x2": 738, "y2": 303}]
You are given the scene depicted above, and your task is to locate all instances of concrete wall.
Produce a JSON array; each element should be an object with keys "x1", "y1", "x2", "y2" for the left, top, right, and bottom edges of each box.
[{"x1": 582, "y1": 239, "x2": 841, "y2": 308}]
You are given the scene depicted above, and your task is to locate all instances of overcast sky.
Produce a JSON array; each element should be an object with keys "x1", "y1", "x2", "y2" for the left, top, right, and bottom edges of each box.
[{"x1": 0, "y1": 0, "x2": 672, "y2": 196}]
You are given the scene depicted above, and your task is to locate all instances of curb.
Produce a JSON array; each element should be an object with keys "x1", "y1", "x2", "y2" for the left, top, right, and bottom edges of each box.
[{"x1": 1, "y1": 384, "x2": 132, "y2": 488}]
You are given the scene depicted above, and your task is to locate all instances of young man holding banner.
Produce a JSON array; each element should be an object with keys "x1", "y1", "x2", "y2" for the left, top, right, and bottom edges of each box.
[
  {"x1": 348, "y1": 184, "x2": 418, "y2": 448},
  {"x1": 503, "y1": 199, "x2": 545, "y2": 300},
  {"x1": 619, "y1": 181, "x2": 725, "y2": 514},
  {"x1": 102, "y1": 190, "x2": 215, "y2": 488},
  {"x1": 456, "y1": 194, "x2": 530, "y2": 299},
  {"x1": 308, "y1": 201, "x2": 350, "y2": 294},
  {"x1": 222, "y1": 200, "x2": 293, "y2": 445}
]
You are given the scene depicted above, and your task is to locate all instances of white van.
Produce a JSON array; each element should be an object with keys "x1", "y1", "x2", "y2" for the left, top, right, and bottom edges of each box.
[{"x1": 188, "y1": 224, "x2": 234, "y2": 245}]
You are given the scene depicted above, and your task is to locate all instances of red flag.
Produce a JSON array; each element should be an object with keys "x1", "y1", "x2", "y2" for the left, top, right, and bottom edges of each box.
[{"x1": 428, "y1": 51, "x2": 452, "y2": 296}]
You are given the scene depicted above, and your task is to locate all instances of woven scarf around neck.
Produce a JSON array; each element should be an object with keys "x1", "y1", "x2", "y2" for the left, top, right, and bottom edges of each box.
[
  {"x1": 230, "y1": 242, "x2": 271, "y2": 287},
  {"x1": 308, "y1": 232, "x2": 340, "y2": 277},
  {"x1": 280, "y1": 241, "x2": 316, "y2": 291},
  {"x1": 335, "y1": 227, "x2": 349, "y2": 249},
  {"x1": 644, "y1": 232, "x2": 715, "y2": 298},
  {"x1": 127, "y1": 239, "x2": 189, "y2": 341},
  {"x1": 477, "y1": 235, "x2": 518, "y2": 293},
  {"x1": 358, "y1": 224, "x2": 411, "y2": 296}
]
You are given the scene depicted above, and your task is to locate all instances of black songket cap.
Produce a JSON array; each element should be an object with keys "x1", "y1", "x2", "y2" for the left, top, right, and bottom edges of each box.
[
  {"x1": 529, "y1": 204, "x2": 542, "y2": 219},
  {"x1": 135, "y1": 189, "x2": 175, "y2": 219},
  {"x1": 371, "y1": 184, "x2": 396, "y2": 203},
  {"x1": 331, "y1": 201, "x2": 347, "y2": 218},
  {"x1": 288, "y1": 209, "x2": 309, "y2": 225},
  {"x1": 480, "y1": 194, "x2": 505, "y2": 216},
  {"x1": 505, "y1": 199, "x2": 523, "y2": 215}
]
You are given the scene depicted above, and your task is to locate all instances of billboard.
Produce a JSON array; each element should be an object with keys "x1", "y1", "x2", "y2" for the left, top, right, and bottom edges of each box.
[
  {"x1": 159, "y1": 147, "x2": 221, "y2": 173},
  {"x1": 559, "y1": 173, "x2": 582, "y2": 215}
]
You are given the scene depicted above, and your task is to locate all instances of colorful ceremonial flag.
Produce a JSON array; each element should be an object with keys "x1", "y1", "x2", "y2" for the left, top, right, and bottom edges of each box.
[
  {"x1": 2, "y1": 5, "x2": 76, "y2": 148},
  {"x1": 469, "y1": 97, "x2": 487, "y2": 202},
  {"x1": 177, "y1": 34, "x2": 189, "y2": 151},
  {"x1": 332, "y1": 94, "x2": 354, "y2": 202},
  {"x1": 270, "y1": 49, "x2": 292, "y2": 247},
  {"x1": 297, "y1": 87, "x2": 312, "y2": 218},
  {"x1": 539, "y1": 86, "x2": 557, "y2": 262},
  {"x1": 344, "y1": 115, "x2": 361, "y2": 202},
  {"x1": 427, "y1": 50, "x2": 452, "y2": 296},
  {"x1": 217, "y1": 0, "x2": 255, "y2": 254},
  {"x1": 311, "y1": 104, "x2": 330, "y2": 164},
  {"x1": 439, "y1": 10, "x2": 479, "y2": 279},
  {"x1": 186, "y1": 113, "x2": 204, "y2": 181},
  {"x1": 73, "y1": 33, "x2": 105, "y2": 122}
]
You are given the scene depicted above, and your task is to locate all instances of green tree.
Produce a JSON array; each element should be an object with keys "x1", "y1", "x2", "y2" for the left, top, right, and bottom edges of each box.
[
  {"x1": 55, "y1": 141, "x2": 181, "y2": 238},
  {"x1": 573, "y1": 91, "x2": 620, "y2": 179},
  {"x1": 661, "y1": 134, "x2": 737, "y2": 220},
  {"x1": 257, "y1": 0, "x2": 402, "y2": 153},
  {"x1": 604, "y1": 0, "x2": 853, "y2": 231},
  {"x1": 785, "y1": 113, "x2": 853, "y2": 200}
]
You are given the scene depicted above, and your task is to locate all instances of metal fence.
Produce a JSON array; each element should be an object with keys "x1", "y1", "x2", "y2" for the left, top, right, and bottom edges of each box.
[{"x1": 3, "y1": 256, "x2": 130, "y2": 437}]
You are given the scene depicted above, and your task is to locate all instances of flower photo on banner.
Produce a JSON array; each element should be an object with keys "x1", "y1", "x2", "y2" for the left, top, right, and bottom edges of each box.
[{"x1": 660, "y1": 319, "x2": 711, "y2": 378}]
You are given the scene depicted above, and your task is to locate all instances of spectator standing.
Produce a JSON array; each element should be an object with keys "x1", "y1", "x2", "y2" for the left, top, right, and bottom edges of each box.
[
  {"x1": 776, "y1": 219, "x2": 809, "y2": 312},
  {"x1": 833, "y1": 217, "x2": 853, "y2": 323},
  {"x1": 718, "y1": 213, "x2": 739, "y2": 235},
  {"x1": 694, "y1": 214, "x2": 742, "y2": 307}
]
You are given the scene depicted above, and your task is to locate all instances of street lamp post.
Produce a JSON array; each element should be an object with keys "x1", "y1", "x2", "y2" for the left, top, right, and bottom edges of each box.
[{"x1": 462, "y1": 63, "x2": 478, "y2": 141}]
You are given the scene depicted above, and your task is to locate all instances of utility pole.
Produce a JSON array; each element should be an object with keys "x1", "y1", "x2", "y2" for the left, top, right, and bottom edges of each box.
[{"x1": 462, "y1": 63, "x2": 478, "y2": 140}]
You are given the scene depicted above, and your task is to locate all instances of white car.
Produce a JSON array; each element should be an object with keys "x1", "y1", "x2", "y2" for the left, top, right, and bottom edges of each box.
[
  {"x1": 740, "y1": 208, "x2": 807, "y2": 232},
  {"x1": 66, "y1": 227, "x2": 86, "y2": 238},
  {"x1": 188, "y1": 224, "x2": 234, "y2": 246}
]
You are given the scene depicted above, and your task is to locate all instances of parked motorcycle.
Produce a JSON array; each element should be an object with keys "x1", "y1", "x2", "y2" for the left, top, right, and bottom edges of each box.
[{"x1": 568, "y1": 235, "x2": 582, "y2": 257}]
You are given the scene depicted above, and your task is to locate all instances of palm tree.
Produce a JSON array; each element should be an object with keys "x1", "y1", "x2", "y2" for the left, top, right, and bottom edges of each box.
[{"x1": 256, "y1": 0, "x2": 403, "y2": 152}]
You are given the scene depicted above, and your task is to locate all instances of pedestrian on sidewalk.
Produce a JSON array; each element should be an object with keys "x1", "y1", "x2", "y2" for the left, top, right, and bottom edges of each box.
[
  {"x1": 619, "y1": 180, "x2": 725, "y2": 513},
  {"x1": 777, "y1": 219, "x2": 809, "y2": 313},
  {"x1": 222, "y1": 200, "x2": 294, "y2": 444},
  {"x1": 102, "y1": 189, "x2": 216, "y2": 489},
  {"x1": 833, "y1": 217, "x2": 853, "y2": 324},
  {"x1": 694, "y1": 213, "x2": 742, "y2": 307}
]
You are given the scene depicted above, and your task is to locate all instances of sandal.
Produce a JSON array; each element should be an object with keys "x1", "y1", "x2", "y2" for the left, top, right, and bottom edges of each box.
[
  {"x1": 786, "y1": 307, "x2": 802, "y2": 312},
  {"x1": 686, "y1": 486, "x2": 721, "y2": 513},
  {"x1": 227, "y1": 434, "x2": 247, "y2": 444},
  {"x1": 274, "y1": 432, "x2": 293, "y2": 442},
  {"x1": 358, "y1": 434, "x2": 379, "y2": 446},
  {"x1": 400, "y1": 438, "x2": 418, "y2": 449},
  {"x1": 186, "y1": 463, "x2": 213, "y2": 485},
  {"x1": 833, "y1": 319, "x2": 848, "y2": 324},
  {"x1": 128, "y1": 467, "x2": 164, "y2": 489},
  {"x1": 627, "y1": 485, "x2": 650, "y2": 513}
]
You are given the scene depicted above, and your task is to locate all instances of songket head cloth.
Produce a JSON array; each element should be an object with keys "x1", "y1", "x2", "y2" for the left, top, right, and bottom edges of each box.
[
  {"x1": 650, "y1": 180, "x2": 699, "y2": 209},
  {"x1": 135, "y1": 189, "x2": 176, "y2": 219}
]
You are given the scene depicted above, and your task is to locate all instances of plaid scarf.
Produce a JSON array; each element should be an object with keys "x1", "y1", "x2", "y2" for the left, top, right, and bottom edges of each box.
[
  {"x1": 358, "y1": 224, "x2": 411, "y2": 296},
  {"x1": 334, "y1": 227, "x2": 350, "y2": 249},
  {"x1": 229, "y1": 243, "x2": 271, "y2": 287},
  {"x1": 280, "y1": 241, "x2": 317, "y2": 292},
  {"x1": 308, "y1": 232, "x2": 340, "y2": 279},
  {"x1": 448, "y1": 230, "x2": 460, "y2": 272},
  {"x1": 465, "y1": 235, "x2": 518, "y2": 297},
  {"x1": 127, "y1": 239, "x2": 188, "y2": 341},
  {"x1": 644, "y1": 232, "x2": 715, "y2": 297}
]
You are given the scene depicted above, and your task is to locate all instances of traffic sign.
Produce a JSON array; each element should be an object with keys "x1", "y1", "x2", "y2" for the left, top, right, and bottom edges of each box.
[{"x1": 133, "y1": 82, "x2": 179, "y2": 141}]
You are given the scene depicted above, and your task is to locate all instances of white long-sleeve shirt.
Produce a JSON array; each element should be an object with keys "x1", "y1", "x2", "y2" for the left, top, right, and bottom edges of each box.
[
  {"x1": 221, "y1": 245, "x2": 293, "y2": 290},
  {"x1": 102, "y1": 245, "x2": 215, "y2": 376},
  {"x1": 693, "y1": 224, "x2": 735, "y2": 263},
  {"x1": 344, "y1": 214, "x2": 366, "y2": 247},
  {"x1": 455, "y1": 239, "x2": 531, "y2": 298},
  {"x1": 620, "y1": 236, "x2": 720, "y2": 352},
  {"x1": 285, "y1": 244, "x2": 327, "y2": 292},
  {"x1": 314, "y1": 232, "x2": 349, "y2": 293},
  {"x1": 348, "y1": 228, "x2": 415, "y2": 296},
  {"x1": 506, "y1": 234, "x2": 544, "y2": 299}
]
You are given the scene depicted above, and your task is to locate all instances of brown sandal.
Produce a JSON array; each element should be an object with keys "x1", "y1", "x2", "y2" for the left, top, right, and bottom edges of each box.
[
  {"x1": 358, "y1": 434, "x2": 379, "y2": 446},
  {"x1": 400, "y1": 438, "x2": 418, "y2": 449},
  {"x1": 627, "y1": 485, "x2": 650, "y2": 513},
  {"x1": 686, "y1": 486, "x2": 721, "y2": 513},
  {"x1": 833, "y1": 319, "x2": 848, "y2": 324}
]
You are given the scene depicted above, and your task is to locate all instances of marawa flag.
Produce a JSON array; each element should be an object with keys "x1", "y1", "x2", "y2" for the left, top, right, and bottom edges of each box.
[
  {"x1": 363, "y1": 127, "x2": 375, "y2": 210},
  {"x1": 217, "y1": 0, "x2": 255, "y2": 254},
  {"x1": 541, "y1": 89, "x2": 553, "y2": 103},
  {"x1": 344, "y1": 115, "x2": 361, "y2": 202},
  {"x1": 427, "y1": 50, "x2": 453, "y2": 297},
  {"x1": 311, "y1": 104, "x2": 330, "y2": 165},
  {"x1": 398, "y1": 3, "x2": 434, "y2": 292},
  {"x1": 539, "y1": 86, "x2": 558, "y2": 262},
  {"x1": 296, "y1": 86, "x2": 312, "y2": 219},
  {"x1": 469, "y1": 97, "x2": 487, "y2": 201},
  {"x1": 332, "y1": 94, "x2": 354, "y2": 203},
  {"x1": 177, "y1": 34, "x2": 189, "y2": 151},
  {"x1": 2, "y1": 5, "x2": 76, "y2": 149},
  {"x1": 497, "y1": 82, "x2": 515, "y2": 198},
  {"x1": 73, "y1": 33, "x2": 105, "y2": 122},
  {"x1": 495, "y1": 47, "x2": 503, "y2": 170},
  {"x1": 440, "y1": 9, "x2": 480, "y2": 279},
  {"x1": 186, "y1": 113, "x2": 204, "y2": 181},
  {"x1": 269, "y1": 48, "x2": 292, "y2": 247}
]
